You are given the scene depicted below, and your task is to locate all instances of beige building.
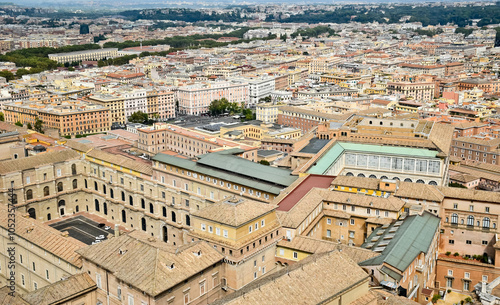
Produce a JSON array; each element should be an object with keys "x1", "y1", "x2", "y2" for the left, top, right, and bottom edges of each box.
[
  {"x1": 0, "y1": 204, "x2": 84, "y2": 294},
  {"x1": 48, "y1": 48, "x2": 118, "y2": 64},
  {"x1": 386, "y1": 82, "x2": 435, "y2": 101},
  {"x1": 77, "y1": 230, "x2": 224, "y2": 305},
  {"x1": 189, "y1": 197, "x2": 281, "y2": 291}
]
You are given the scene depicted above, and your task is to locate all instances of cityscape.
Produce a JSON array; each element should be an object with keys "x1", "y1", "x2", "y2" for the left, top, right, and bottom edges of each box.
[{"x1": 0, "y1": 1, "x2": 500, "y2": 304}]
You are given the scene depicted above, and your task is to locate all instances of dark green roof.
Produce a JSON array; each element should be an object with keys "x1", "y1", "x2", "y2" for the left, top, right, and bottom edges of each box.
[
  {"x1": 152, "y1": 150, "x2": 297, "y2": 195},
  {"x1": 360, "y1": 212, "x2": 440, "y2": 272}
]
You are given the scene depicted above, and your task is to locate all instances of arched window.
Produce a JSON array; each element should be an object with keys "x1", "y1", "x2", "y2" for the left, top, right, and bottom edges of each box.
[
  {"x1": 103, "y1": 202, "x2": 108, "y2": 215},
  {"x1": 467, "y1": 215, "x2": 474, "y2": 226},
  {"x1": 26, "y1": 189, "x2": 33, "y2": 200},
  {"x1": 162, "y1": 207, "x2": 167, "y2": 217},
  {"x1": 47, "y1": 213, "x2": 51, "y2": 221},
  {"x1": 451, "y1": 213, "x2": 458, "y2": 224},
  {"x1": 43, "y1": 186, "x2": 50, "y2": 196},
  {"x1": 186, "y1": 215, "x2": 191, "y2": 226},
  {"x1": 346, "y1": 172, "x2": 354, "y2": 176},
  {"x1": 380, "y1": 176, "x2": 388, "y2": 180},
  {"x1": 121, "y1": 210, "x2": 126, "y2": 223},
  {"x1": 84, "y1": 179, "x2": 88, "y2": 188},
  {"x1": 171, "y1": 211, "x2": 177, "y2": 223},
  {"x1": 483, "y1": 217, "x2": 490, "y2": 228},
  {"x1": 57, "y1": 182, "x2": 63, "y2": 192},
  {"x1": 71, "y1": 164, "x2": 77, "y2": 175},
  {"x1": 357, "y1": 173, "x2": 365, "y2": 178},
  {"x1": 129, "y1": 196, "x2": 133, "y2": 206},
  {"x1": 416, "y1": 179, "x2": 425, "y2": 184},
  {"x1": 392, "y1": 177, "x2": 400, "y2": 181},
  {"x1": 369, "y1": 174, "x2": 377, "y2": 179},
  {"x1": 76, "y1": 205, "x2": 79, "y2": 212},
  {"x1": 141, "y1": 218, "x2": 147, "y2": 231},
  {"x1": 149, "y1": 203, "x2": 154, "y2": 214},
  {"x1": 141, "y1": 199, "x2": 145, "y2": 209},
  {"x1": 121, "y1": 191, "x2": 125, "y2": 201},
  {"x1": 95, "y1": 199, "x2": 100, "y2": 212},
  {"x1": 72, "y1": 179, "x2": 78, "y2": 189},
  {"x1": 429, "y1": 181, "x2": 438, "y2": 186},
  {"x1": 103, "y1": 185, "x2": 107, "y2": 195},
  {"x1": 110, "y1": 189, "x2": 114, "y2": 198},
  {"x1": 404, "y1": 178, "x2": 412, "y2": 182},
  {"x1": 28, "y1": 208, "x2": 36, "y2": 219},
  {"x1": 94, "y1": 181, "x2": 98, "y2": 191},
  {"x1": 163, "y1": 226, "x2": 168, "y2": 242}
]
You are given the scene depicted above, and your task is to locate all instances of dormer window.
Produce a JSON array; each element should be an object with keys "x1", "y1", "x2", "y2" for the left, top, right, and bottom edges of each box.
[
  {"x1": 194, "y1": 250, "x2": 202, "y2": 257},
  {"x1": 167, "y1": 263, "x2": 175, "y2": 269},
  {"x1": 118, "y1": 249, "x2": 127, "y2": 255}
]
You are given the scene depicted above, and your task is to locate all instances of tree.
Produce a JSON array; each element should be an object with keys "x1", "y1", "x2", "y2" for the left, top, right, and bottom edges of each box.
[
  {"x1": 27, "y1": 123, "x2": 32, "y2": 129},
  {"x1": 128, "y1": 111, "x2": 149, "y2": 124},
  {"x1": 259, "y1": 160, "x2": 270, "y2": 166},
  {"x1": 15, "y1": 121, "x2": 23, "y2": 127},
  {"x1": 34, "y1": 118, "x2": 44, "y2": 133},
  {"x1": 281, "y1": 33, "x2": 287, "y2": 41},
  {"x1": 0, "y1": 70, "x2": 14, "y2": 81},
  {"x1": 0, "y1": 112, "x2": 4, "y2": 122}
]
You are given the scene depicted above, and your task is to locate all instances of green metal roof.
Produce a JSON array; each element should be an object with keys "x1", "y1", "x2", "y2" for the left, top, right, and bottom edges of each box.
[
  {"x1": 339, "y1": 142, "x2": 438, "y2": 158},
  {"x1": 359, "y1": 212, "x2": 440, "y2": 272},
  {"x1": 307, "y1": 142, "x2": 438, "y2": 175},
  {"x1": 197, "y1": 150, "x2": 297, "y2": 187},
  {"x1": 152, "y1": 152, "x2": 297, "y2": 195},
  {"x1": 381, "y1": 266, "x2": 402, "y2": 282},
  {"x1": 307, "y1": 142, "x2": 345, "y2": 175}
]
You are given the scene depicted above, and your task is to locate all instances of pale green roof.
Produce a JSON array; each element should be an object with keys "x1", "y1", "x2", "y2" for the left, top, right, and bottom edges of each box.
[
  {"x1": 359, "y1": 212, "x2": 440, "y2": 272},
  {"x1": 307, "y1": 142, "x2": 438, "y2": 175},
  {"x1": 152, "y1": 150, "x2": 297, "y2": 195}
]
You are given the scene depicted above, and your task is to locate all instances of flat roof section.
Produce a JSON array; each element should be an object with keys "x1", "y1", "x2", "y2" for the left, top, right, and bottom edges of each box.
[
  {"x1": 299, "y1": 138, "x2": 331, "y2": 154},
  {"x1": 50, "y1": 216, "x2": 114, "y2": 245},
  {"x1": 277, "y1": 174, "x2": 336, "y2": 212}
]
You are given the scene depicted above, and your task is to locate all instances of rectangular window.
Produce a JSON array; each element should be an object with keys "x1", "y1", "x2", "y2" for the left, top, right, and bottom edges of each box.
[
  {"x1": 327, "y1": 229, "x2": 331, "y2": 237},
  {"x1": 464, "y1": 272, "x2": 470, "y2": 279},
  {"x1": 117, "y1": 286, "x2": 122, "y2": 300},
  {"x1": 327, "y1": 218, "x2": 331, "y2": 225},
  {"x1": 255, "y1": 223, "x2": 258, "y2": 230},
  {"x1": 201, "y1": 224, "x2": 206, "y2": 231},
  {"x1": 466, "y1": 240, "x2": 472, "y2": 244},
  {"x1": 293, "y1": 252, "x2": 298, "y2": 259},
  {"x1": 448, "y1": 270, "x2": 453, "y2": 276},
  {"x1": 350, "y1": 219, "x2": 355, "y2": 225},
  {"x1": 57, "y1": 169, "x2": 61, "y2": 176},
  {"x1": 200, "y1": 282, "x2": 206, "y2": 295},
  {"x1": 216, "y1": 228, "x2": 220, "y2": 235},
  {"x1": 208, "y1": 226, "x2": 213, "y2": 233},
  {"x1": 128, "y1": 295, "x2": 134, "y2": 305},
  {"x1": 223, "y1": 229, "x2": 228, "y2": 238},
  {"x1": 483, "y1": 275, "x2": 488, "y2": 282},
  {"x1": 96, "y1": 273, "x2": 102, "y2": 289},
  {"x1": 46, "y1": 270, "x2": 49, "y2": 280},
  {"x1": 279, "y1": 249, "x2": 284, "y2": 256},
  {"x1": 261, "y1": 219, "x2": 265, "y2": 227},
  {"x1": 26, "y1": 176, "x2": 30, "y2": 184},
  {"x1": 184, "y1": 293, "x2": 190, "y2": 305}
]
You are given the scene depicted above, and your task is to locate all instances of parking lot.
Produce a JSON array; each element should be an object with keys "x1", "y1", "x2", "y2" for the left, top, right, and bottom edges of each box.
[{"x1": 49, "y1": 215, "x2": 114, "y2": 245}]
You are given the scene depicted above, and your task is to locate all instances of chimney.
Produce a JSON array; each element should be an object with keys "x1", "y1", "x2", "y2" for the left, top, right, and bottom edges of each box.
[{"x1": 114, "y1": 224, "x2": 119, "y2": 237}]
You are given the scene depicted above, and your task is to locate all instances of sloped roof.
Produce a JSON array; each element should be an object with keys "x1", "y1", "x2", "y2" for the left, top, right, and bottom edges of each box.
[
  {"x1": 0, "y1": 205, "x2": 85, "y2": 268},
  {"x1": 0, "y1": 287, "x2": 29, "y2": 305},
  {"x1": 0, "y1": 149, "x2": 80, "y2": 175},
  {"x1": 211, "y1": 250, "x2": 368, "y2": 305},
  {"x1": 153, "y1": 152, "x2": 296, "y2": 195},
  {"x1": 192, "y1": 197, "x2": 276, "y2": 227},
  {"x1": 360, "y1": 212, "x2": 440, "y2": 272},
  {"x1": 277, "y1": 236, "x2": 379, "y2": 264},
  {"x1": 22, "y1": 273, "x2": 96, "y2": 305},
  {"x1": 76, "y1": 231, "x2": 223, "y2": 297}
]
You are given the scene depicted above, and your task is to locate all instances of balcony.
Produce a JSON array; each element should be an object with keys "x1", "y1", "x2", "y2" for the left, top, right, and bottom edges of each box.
[{"x1": 415, "y1": 265, "x2": 424, "y2": 273}]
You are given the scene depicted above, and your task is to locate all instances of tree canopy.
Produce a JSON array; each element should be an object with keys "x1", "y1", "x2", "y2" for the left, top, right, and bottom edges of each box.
[
  {"x1": 128, "y1": 111, "x2": 149, "y2": 124},
  {"x1": 208, "y1": 98, "x2": 241, "y2": 116}
]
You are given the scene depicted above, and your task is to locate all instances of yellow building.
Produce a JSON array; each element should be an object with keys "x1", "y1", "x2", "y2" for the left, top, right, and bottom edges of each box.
[{"x1": 189, "y1": 197, "x2": 282, "y2": 291}]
